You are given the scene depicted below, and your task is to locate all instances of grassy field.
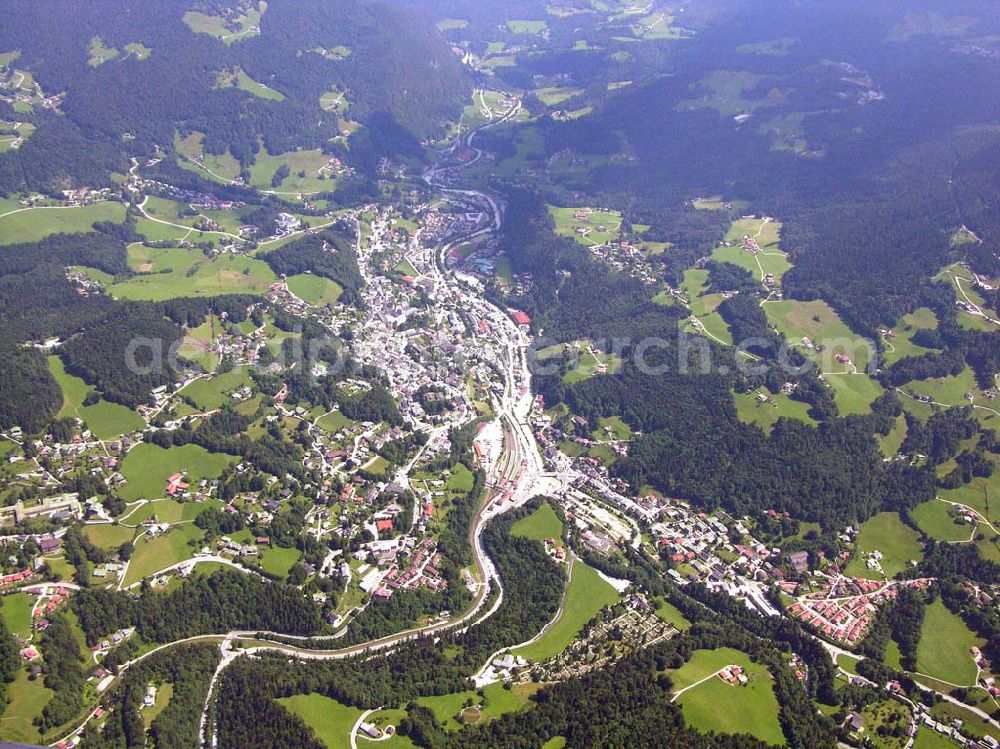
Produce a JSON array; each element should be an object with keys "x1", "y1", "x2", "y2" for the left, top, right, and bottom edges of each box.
[
  {"x1": 316, "y1": 410, "x2": 352, "y2": 434},
  {"x1": 535, "y1": 86, "x2": 584, "y2": 106},
  {"x1": 416, "y1": 682, "x2": 540, "y2": 731},
  {"x1": 83, "y1": 523, "x2": 137, "y2": 551},
  {"x1": 0, "y1": 202, "x2": 126, "y2": 245},
  {"x1": 0, "y1": 666, "x2": 54, "y2": 744},
  {"x1": 679, "y1": 70, "x2": 782, "y2": 117},
  {"x1": 764, "y1": 299, "x2": 875, "y2": 372},
  {"x1": 258, "y1": 546, "x2": 301, "y2": 579},
  {"x1": 1, "y1": 592, "x2": 33, "y2": 639},
  {"x1": 120, "y1": 444, "x2": 236, "y2": 501},
  {"x1": 593, "y1": 415, "x2": 632, "y2": 441},
  {"x1": 437, "y1": 18, "x2": 469, "y2": 31},
  {"x1": 669, "y1": 648, "x2": 752, "y2": 690},
  {"x1": 713, "y1": 217, "x2": 788, "y2": 277},
  {"x1": 825, "y1": 372, "x2": 886, "y2": 416},
  {"x1": 229, "y1": 67, "x2": 284, "y2": 100},
  {"x1": 507, "y1": 19, "x2": 547, "y2": 34},
  {"x1": 883, "y1": 307, "x2": 939, "y2": 365},
  {"x1": 123, "y1": 522, "x2": 206, "y2": 586},
  {"x1": 654, "y1": 600, "x2": 691, "y2": 631},
  {"x1": 935, "y1": 263, "x2": 1000, "y2": 333},
  {"x1": 877, "y1": 413, "x2": 909, "y2": 458},
  {"x1": 179, "y1": 368, "x2": 252, "y2": 411},
  {"x1": 712, "y1": 242, "x2": 791, "y2": 284},
  {"x1": 514, "y1": 560, "x2": 620, "y2": 662},
  {"x1": 287, "y1": 274, "x2": 342, "y2": 305},
  {"x1": 734, "y1": 389, "x2": 817, "y2": 433},
  {"x1": 247, "y1": 148, "x2": 334, "y2": 193},
  {"x1": 911, "y1": 500, "x2": 975, "y2": 543},
  {"x1": 0, "y1": 121, "x2": 34, "y2": 153},
  {"x1": 561, "y1": 344, "x2": 622, "y2": 385},
  {"x1": 631, "y1": 11, "x2": 688, "y2": 40},
  {"x1": 511, "y1": 501, "x2": 563, "y2": 544},
  {"x1": 916, "y1": 599, "x2": 982, "y2": 686},
  {"x1": 548, "y1": 205, "x2": 621, "y2": 245},
  {"x1": 48, "y1": 355, "x2": 145, "y2": 439},
  {"x1": 119, "y1": 498, "x2": 223, "y2": 526},
  {"x1": 446, "y1": 463, "x2": 475, "y2": 494},
  {"x1": 905, "y1": 366, "x2": 978, "y2": 406},
  {"x1": 183, "y1": 2, "x2": 265, "y2": 44},
  {"x1": 676, "y1": 653, "x2": 783, "y2": 746},
  {"x1": 88, "y1": 37, "x2": 119, "y2": 66},
  {"x1": 940, "y1": 456, "x2": 1000, "y2": 524},
  {"x1": 108, "y1": 245, "x2": 276, "y2": 301},
  {"x1": 843, "y1": 512, "x2": 923, "y2": 580},
  {"x1": 142, "y1": 682, "x2": 174, "y2": 730},
  {"x1": 277, "y1": 693, "x2": 365, "y2": 749},
  {"x1": 913, "y1": 726, "x2": 959, "y2": 749},
  {"x1": 134, "y1": 215, "x2": 191, "y2": 243},
  {"x1": 682, "y1": 268, "x2": 733, "y2": 345},
  {"x1": 124, "y1": 42, "x2": 152, "y2": 61},
  {"x1": 364, "y1": 708, "x2": 417, "y2": 748}
]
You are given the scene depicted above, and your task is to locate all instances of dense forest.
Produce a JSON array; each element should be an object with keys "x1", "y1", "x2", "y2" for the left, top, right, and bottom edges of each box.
[
  {"x1": 261, "y1": 227, "x2": 364, "y2": 304},
  {"x1": 498, "y1": 190, "x2": 935, "y2": 528},
  {"x1": 0, "y1": 0, "x2": 469, "y2": 194},
  {"x1": 79, "y1": 643, "x2": 220, "y2": 749},
  {"x1": 72, "y1": 568, "x2": 323, "y2": 646}
]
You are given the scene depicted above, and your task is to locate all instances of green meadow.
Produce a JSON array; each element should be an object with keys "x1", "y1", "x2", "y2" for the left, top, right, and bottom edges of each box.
[
  {"x1": 676, "y1": 655, "x2": 783, "y2": 745},
  {"x1": 248, "y1": 148, "x2": 334, "y2": 193},
  {"x1": 119, "y1": 498, "x2": 224, "y2": 526},
  {"x1": 655, "y1": 600, "x2": 691, "y2": 631},
  {"x1": 883, "y1": 307, "x2": 939, "y2": 365},
  {"x1": 119, "y1": 443, "x2": 236, "y2": 501},
  {"x1": 514, "y1": 560, "x2": 620, "y2": 662},
  {"x1": 764, "y1": 299, "x2": 875, "y2": 372},
  {"x1": 0, "y1": 202, "x2": 126, "y2": 245},
  {"x1": 843, "y1": 512, "x2": 923, "y2": 580},
  {"x1": 178, "y1": 367, "x2": 252, "y2": 411},
  {"x1": 1, "y1": 592, "x2": 33, "y2": 639},
  {"x1": 905, "y1": 366, "x2": 978, "y2": 406},
  {"x1": 316, "y1": 410, "x2": 352, "y2": 434},
  {"x1": 939, "y1": 454, "x2": 1000, "y2": 524},
  {"x1": 123, "y1": 522, "x2": 206, "y2": 586},
  {"x1": 82, "y1": 523, "x2": 137, "y2": 551},
  {"x1": 258, "y1": 546, "x2": 302, "y2": 579},
  {"x1": 511, "y1": 500, "x2": 563, "y2": 544},
  {"x1": 548, "y1": 205, "x2": 621, "y2": 245},
  {"x1": 682, "y1": 268, "x2": 733, "y2": 345},
  {"x1": 287, "y1": 274, "x2": 342, "y2": 305},
  {"x1": 507, "y1": 19, "x2": 547, "y2": 34},
  {"x1": 916, "y1": 599, "x2": 982, "y2": 686},
  {"x1": 183, "y1": 2, "x2": 265, "y2": 44},
  {"x1": 48, "y1": 355, "x2": 145, "y2": 439},
  {"x1": 876, "y1": 413, "x2": 908, "y2": 458},
  {"x1": 88, "y1": 37, "x2": 119, "y2": 66},
  {"x1": 734, "y1": 389, "x2": 817, "y2": 433},
  {"x1": 911, "y1": 500, "x2": 975, "y2": 543},
  {"x1": 277, "y1": 693, "x2": 364, "y2": 749},
  {"x1": 416, "y1": 682, "x2": 541, "y2": 731},
  {"x1": 105, "y1": 244, "x2": 276, "y2": 301},
  {"x1": 0, "y1": 667, "x2": 54, "y2": 744}
]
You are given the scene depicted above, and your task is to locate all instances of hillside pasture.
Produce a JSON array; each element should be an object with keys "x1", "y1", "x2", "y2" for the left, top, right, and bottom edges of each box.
[
  {"x1": 915, "y1": 599, "x2": 982, "y2": 686},
  {"x1": 0, "y1": 202, "x2": 126, "y2": 245}
]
